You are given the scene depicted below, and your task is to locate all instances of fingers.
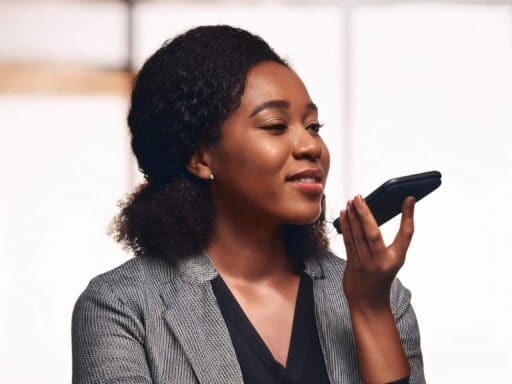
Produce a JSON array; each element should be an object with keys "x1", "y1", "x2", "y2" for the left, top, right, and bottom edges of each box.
[
  {"x1": 341, "y1": 195, "x2": 415, "y2": 266},
  {"x1": 390, "y1": 196, "x2": 415, "y2": 260},
  {"x1": 346, "y1": 198, "x2": 373, "y2": 262},
  {"x1": 352, "y1": 195, "x2": 386, "y2": 256},
  {"x1": 339, "y1": 204, "x2": 358, "y2": 263}
]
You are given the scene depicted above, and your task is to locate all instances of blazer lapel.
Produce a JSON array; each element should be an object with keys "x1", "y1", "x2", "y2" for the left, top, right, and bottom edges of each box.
[{"x1": 160, "y1": 252, "x2": 243, "y2": 384}]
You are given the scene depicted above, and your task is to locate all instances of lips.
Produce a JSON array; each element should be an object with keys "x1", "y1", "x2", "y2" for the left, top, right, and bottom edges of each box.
[
  {"x1": 285, "y1": 168, "x2": 325, "y2": 195},
  {"x1": 285, "y1": 168, "x2": 324, "y2": 183}
]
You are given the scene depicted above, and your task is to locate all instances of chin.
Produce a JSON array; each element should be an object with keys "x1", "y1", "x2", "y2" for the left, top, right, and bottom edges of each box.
[
  {"x1": 283, "y1": 207, "x2": 323, "y2": 226},
  {"x1": 273, "y1": 194, "x2": 325, "y2": 225}
]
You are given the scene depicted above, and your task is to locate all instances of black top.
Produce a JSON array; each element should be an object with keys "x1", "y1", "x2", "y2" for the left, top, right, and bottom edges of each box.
[
  {"x1": 211, "y1": 271, "x2": 330, "y2": 384},
  {"x1": 211, "y1": 272, "x2": 410, "y2": 384}
]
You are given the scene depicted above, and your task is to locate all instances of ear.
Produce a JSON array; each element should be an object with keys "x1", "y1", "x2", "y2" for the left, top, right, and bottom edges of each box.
[{"x1": 186, "y1": 145, "x2": 213, "y2": 180}]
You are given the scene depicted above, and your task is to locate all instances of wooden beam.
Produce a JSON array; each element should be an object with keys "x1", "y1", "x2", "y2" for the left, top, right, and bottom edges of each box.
[{"x1": 0, "y1": 63, "x2": 134, "y2": 95}]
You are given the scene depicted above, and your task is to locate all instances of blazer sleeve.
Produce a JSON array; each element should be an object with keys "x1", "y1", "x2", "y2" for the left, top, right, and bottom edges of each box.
[
  {"x1": 390, "y1": 278, "x2": 426, "y2": 384},
  {"x1": 71, "y1": 276, "x2": 153, "y2": 384}
]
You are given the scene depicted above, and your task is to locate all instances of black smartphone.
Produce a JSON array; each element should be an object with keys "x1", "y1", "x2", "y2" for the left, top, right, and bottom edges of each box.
[{"x1": 333, "y1": 170, "x2": 442, "y2": 234}]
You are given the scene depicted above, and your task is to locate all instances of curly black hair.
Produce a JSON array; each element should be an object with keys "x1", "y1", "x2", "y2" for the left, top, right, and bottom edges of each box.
[{"x1": 109, "y1": 25, "x2": 330, "y2": 266}]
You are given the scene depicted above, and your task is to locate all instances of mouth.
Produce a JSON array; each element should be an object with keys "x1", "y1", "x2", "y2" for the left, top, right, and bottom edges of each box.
[{"x1": 285, "y1": 168, "x2": 325, "y2": 195}]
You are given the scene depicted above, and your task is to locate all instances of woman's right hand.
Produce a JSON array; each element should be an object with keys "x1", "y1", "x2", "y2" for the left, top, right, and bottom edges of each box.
[{"x1": 340, "y1": 194, "x2": 415, "y2": 311}]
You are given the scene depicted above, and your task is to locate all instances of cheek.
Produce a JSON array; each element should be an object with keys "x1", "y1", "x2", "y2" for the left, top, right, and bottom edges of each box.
[{"x1": 229, "y1": 141, "x2": 289, "y2": 178}]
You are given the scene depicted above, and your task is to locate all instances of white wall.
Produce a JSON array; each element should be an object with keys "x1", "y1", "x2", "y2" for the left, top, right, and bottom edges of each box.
[
  {"x1": 0, "y1": 2, "x2": 127, "y2": 66},
  {"x1": 1, "y1": 1, "x2": 511, "y2": 383},
  {"x1": 0, "y1": 96, "x2": 130, "y2": 383}
]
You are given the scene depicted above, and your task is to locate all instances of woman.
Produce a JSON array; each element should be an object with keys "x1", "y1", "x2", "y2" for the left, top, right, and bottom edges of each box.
[{"x1": 72, "y1": 25, "x2": 425, "y2": 384}]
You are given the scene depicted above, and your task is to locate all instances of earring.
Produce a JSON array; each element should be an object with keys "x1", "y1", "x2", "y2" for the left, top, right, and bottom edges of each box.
[{"x1": 209, "y1": 173, "x2": 215, "y2": 180}]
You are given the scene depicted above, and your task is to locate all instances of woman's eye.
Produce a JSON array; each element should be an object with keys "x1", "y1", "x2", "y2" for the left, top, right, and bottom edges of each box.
[
  {"x1": 262, "y1": 124, "x2": 287, "y2": 133},
  {"x1": 307, "y1": 122, "x2": 324, "y2": 133}
]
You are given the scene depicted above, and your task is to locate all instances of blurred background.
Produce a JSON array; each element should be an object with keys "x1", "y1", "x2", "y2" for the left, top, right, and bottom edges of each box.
[{"x1": 1, "y1": 0, "x2": 511, "y2": 382}]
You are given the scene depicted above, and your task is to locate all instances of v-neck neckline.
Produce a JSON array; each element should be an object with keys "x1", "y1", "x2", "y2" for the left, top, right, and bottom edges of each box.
[{"x1": 211, "y1": 272, "x2": 314, "y2": 380}]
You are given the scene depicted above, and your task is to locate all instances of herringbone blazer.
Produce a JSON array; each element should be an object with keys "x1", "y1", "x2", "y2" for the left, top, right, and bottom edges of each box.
[{"x1": 71, "y1": 250, "x2": 425, "y2": 383}]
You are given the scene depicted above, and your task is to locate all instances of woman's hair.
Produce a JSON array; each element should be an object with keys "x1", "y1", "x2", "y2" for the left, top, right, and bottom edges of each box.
[{"x1": 109, "y1": 25, "x2": 330, "y2": 266}]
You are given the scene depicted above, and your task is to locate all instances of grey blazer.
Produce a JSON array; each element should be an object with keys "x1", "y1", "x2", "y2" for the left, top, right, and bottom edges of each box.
[{"x1": 72, "y1": 251, "x2": 425, "y2": 383}]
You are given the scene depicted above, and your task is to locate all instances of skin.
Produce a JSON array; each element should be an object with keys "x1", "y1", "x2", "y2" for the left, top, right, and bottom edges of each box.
[{"x1": 187, "y1": 61, "x2": 414, "y2": 382}]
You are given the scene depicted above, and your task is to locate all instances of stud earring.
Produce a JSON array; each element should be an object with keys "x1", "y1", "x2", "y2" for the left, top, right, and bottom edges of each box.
[{"x1": 209, "y1": 173, "x2": 215, "y2": 180}]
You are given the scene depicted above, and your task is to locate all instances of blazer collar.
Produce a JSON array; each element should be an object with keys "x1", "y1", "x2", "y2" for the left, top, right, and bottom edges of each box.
[
  {"x1": 171, "y1": 249, "x2": 326, "y2": 285},
  {"x1": 172, "y1": 250, "x2": 219, "y2": 284}
]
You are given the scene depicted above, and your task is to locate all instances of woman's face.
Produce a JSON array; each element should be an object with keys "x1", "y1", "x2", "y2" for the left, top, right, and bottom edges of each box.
[{"x1": 208, "y1": 61, "x2": 330, "y2": 226}]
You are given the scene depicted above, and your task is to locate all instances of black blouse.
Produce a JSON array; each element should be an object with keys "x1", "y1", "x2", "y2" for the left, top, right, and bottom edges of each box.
[
  {"x1": 211, "y1": 271, "x2": 330, "y2": 384},
  {"x1": 211, "y1": 272, "x2": 410, "y2": 384}
]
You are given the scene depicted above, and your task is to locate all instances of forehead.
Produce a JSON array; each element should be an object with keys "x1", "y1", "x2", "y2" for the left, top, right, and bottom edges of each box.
[{"x1": 240, "y1": 61, "x2": 312, "y2": 110}]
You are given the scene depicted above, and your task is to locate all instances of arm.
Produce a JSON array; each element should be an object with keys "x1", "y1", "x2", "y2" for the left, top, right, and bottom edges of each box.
[
  {"x1": 71, "y1": 277, "x2": 153, "y2": 384},
  {"x1": 340, "y1": 195, "x2": 424, "y2": 383},
  {"x1": 391, "y1": 279, "x2": 425, "y2": 383}
]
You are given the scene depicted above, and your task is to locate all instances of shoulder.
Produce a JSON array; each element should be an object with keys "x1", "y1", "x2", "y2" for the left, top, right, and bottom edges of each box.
[
  {"x1": 75, "y1": 256, "x2": 175, "y2": 308},
  {"x1": 93, "y1": 256, "x2": 174, "y2": 286}
]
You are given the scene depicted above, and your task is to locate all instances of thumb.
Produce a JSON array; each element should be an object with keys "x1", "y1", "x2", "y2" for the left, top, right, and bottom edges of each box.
[{"x1": 390, "y1": 196, "x2": 415, "y2": 259}]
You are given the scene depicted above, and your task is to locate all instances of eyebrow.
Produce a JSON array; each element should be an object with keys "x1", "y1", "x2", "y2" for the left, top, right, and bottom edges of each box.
[{"x1": 248, "y1": 100, "x2": 318, "y2": 118}]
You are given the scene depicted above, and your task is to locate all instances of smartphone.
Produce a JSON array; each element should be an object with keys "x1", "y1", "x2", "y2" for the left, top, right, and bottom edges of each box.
[{"x1": 333, "y1": 170, "x2": 442, "y2": 234}]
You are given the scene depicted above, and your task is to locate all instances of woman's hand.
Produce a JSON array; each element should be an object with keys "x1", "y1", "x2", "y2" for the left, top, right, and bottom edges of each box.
[
  {"x1": 340, "y1": 194, "x2": 415, "y2": 311},
  {"x1": 339, "y1": 194, "x2": 415, "y2": 384}
]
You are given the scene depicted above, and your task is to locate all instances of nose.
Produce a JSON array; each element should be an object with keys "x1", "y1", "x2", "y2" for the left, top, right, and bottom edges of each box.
[{"x1": 291, "y1": 126, "x2": 323, "y2": 162}]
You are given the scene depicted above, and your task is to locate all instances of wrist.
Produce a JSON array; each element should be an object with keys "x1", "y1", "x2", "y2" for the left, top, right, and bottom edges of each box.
[
  {"x1": 342, "y1": 275, "x2": 393, "y2": 313},
  {"x1": 348, "y1": 303, "x2": 410, "y2": 383},
  {"x1": 346, "y1": 295, "x2": 392, "y2": 317},
  {"x1": 348, "y1": 304, "x2": 395, "y2": 333}
]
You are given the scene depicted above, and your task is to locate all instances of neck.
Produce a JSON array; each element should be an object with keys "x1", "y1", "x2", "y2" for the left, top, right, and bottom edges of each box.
[{"x1": 206, "y1": 208, "x2": 297, "y2": 283}]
